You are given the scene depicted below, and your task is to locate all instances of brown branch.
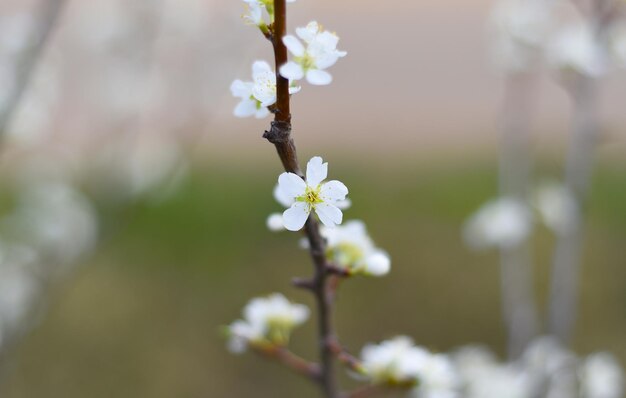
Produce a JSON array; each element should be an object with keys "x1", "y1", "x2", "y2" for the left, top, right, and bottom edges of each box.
[
  {"x1": 0, "y1": 0, "x2": 66, "y2": 137},
  {"x1": 329, "y1": 339, "x2": 363, "y2": 374},
  {"x1": 261, "y1": 1, "x2": 339, "y2": 397},
  {"x1": 254, "y1": 345, "x2": 321, "y2": 381}
]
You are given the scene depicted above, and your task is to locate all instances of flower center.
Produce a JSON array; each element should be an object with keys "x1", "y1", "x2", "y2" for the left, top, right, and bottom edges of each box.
[
  {"x1": 295, "y1": 54, "x2": 316, "y2": 70},
  {"x1": 329, "y1": 242, "x2": 364, "y2": 269},
  {"x1": 297, "y1": 185, "x2": 323, "y2": 207}
]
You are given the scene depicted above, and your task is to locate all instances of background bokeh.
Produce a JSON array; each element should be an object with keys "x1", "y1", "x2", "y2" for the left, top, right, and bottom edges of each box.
[{"x1": 0, "y1": 0, "x2": 625, "y2": 397}]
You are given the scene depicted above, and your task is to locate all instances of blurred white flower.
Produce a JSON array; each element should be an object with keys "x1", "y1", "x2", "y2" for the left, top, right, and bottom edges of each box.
[
  {"x1": 548, "y1": 23, "x2": 607, "y2": 78},
  {"x1": 410, "y1": 353, "x2": 460, "y2": 398},
  {"x1": 463, "y1": 197, "x2": 532, "y2": 250},
  {"x1": 6, "y1": 179, "x2": 98, "y2": 266},
  {"x1": 242, "y1": 1, "x2": 264, "y2": 27},
  {"x1": 321, "y1": 220, "x2": 391, "y2": 276},
  {"x1": 489, "y1": 0, "x2": 555, "y2": 71},
  {"x1": 359, "y1": 336, "x2": 426, "y2": 385},
  {"x1": 280, "y1": 21, "x2": 347, "y2": 85},
  {"x1": 276, "y1": 156, "x2": 348, "y2": 231},
  {"x1": 266, "y1": 213, "x2": 285, "y2": 232},
  {"x1": 227, "y1": 293, "x2": 309, "y2": 353},
  {"x1": 533, "y1": 182, "x2": 579, "y2": 234},
  {"x1": 231, "y1": 61, "x2": 300, "y2": 118},
  {"x1": 581, "y1": 353, "x2": 624, "y2": 398}
]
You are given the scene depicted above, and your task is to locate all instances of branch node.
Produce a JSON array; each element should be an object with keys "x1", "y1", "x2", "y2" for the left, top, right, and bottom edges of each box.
[{"x1": 263, "y1": 120, "x2": 292, "y2": 144}]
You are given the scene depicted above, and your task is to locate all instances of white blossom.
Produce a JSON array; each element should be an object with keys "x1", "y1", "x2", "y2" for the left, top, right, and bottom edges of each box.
[
  {"x1": 359, "y1": 336, "x2": 426, "y2": 385},
  {"x1": 227, "y1": 293, "x2": 309, "y2": 353},
  {"x1": 581, "y1": 353, "x2": 624, "y2": 398},
  {"x1": 230, "y1": 60, "x2": 300, "y2": 118},
  {"x1": 547, "y1": 23, "x2": 607, "y2": 78},
  {"x1": 463, "y1": 197, "x2": 532, "y2": 250},
  {"x1": 266, "y1": 213, "x2": 286, "y2": 232},
  {"x1": 411, "y1": 353, "x2": 460, "y2": 398},
  {"x1": 276, "y1": 156, "x2": 348, "y2": 231},
  {"x1": 321, "y1": 220, "x2": 390, "y2": 276},
  {"x1": 488, "y1": 0, "x2": 556, "y2": 72},
  {"x1": 533, "y1": 182, "x2": 579, "y2": 234},
  {"x1": 280, "y1": 21, "x2": 347, "y2": 85}
]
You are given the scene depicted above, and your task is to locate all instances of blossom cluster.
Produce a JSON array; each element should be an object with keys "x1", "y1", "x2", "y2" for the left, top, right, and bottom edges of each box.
[
  {"x1": 453, "y1": 337, "x2": 624, "y2": 398},
  {"x1": 489, "y1": 0, "x2": 626, "y2": 77},
  {"x1": 226, "y1": 293, "x2": 309, "y2": 353},
  {"x1": 359, "y1": 336, "x2": 459, "y2": 397},
  {"x1": 463, "y1": 182, "x2": 578, "y2": 250},
  {"x1": 232, "y1": 0, "x2": 346, "y2": 118}
]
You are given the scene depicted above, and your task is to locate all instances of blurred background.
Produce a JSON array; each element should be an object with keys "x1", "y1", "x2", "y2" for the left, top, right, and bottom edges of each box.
[{"x1": 0, "y1": 0, "x2": 625, "y2": 397}]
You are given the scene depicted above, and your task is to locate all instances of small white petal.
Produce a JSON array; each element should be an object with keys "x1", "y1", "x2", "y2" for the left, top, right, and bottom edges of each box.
[
  {"x1": 320, "y1": 180, "x2": 348, "y2": 202},
  {"x1": 315, "y1": 203, "x2": 342, "y2": 227},
  {"x1": 266, "y1": 213, "x2": 285, "y2": 231},
  {"x1": 306, "y1": 69, "x2": 332, "y2": 85},
  {"x1": 233, "y1": 99, "x2": 258, "y2": 118},
  {"x1": 288, "y1": 84, "x2": 301, "y2": 94},
  {"x1": 279, "y1": 62, "x2": 304, "y2": 80},
  {"x1": 296, "y1": 21, "x2": 320, "y2": 43},
  {"x1": 230, "y1": 79, "x2": 253, "y2": 98},
  {"x1": 334, "y1": 198, "x2": 351, "y2": 210},
  {"x1": 278, "y1": 172, "x2": 306, "y2": 197},
  {"x1": 282, "y1": 35, "x2": 305, "y2": 56},
  {"x1": 254, "y1": 106, "x2": 270, "y2": 119},
  {"x1": 306, "y1": 156, "x2": 328, "y2": 187},
  {"x1": 274, "y1": 184, "x2": 295, "y2": 207},
  {"x1": 252, "y1": 60, "x2": 273, "y2": 79},
  {"x1": 283, "y1": 202, "x2": 310, "y2": 231},
  {"x1": 364, "y1": 251, "x2": 391, "y2": 276}
]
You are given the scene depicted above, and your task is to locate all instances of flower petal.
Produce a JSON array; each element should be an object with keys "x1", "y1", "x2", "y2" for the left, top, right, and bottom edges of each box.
[
  {"x1": 282, "y1": 35, "x2": 305, "y2": 56},
  {"x1": 283, "y1": 202, "x2": 310, "y2": 231},
  {"x1": 278, "y1": 172, "x2": 306, "y2": 198},
  {"x1": 230, "y1": 79, "x2": 253, "y2": 98},
  {"x1": 252, "y1": 60, "x2": 273, "y2": 79},
  {"x1": 233, "y1": 99, "x2": 258, "y2": 118},
  {"x1": 254, "y1": 106, "x2": 269, "y2": 119},
  {"x1": 320, "y1": 180, "x2": 348, "y2": 202},
  {"x1": 296, "y1": 21, "x2": 320, "y2": 43},
  {"x1": 279, "y1": 61, "x2": 304, "y2": 80},
  {"x1": 266, "y1": 213, "x2": 285, "y2": 232},
  {"x1": 315, "y1": 203, "x2": 342, "y2": 227},
  {"x1": 306, "y1": 69, "x2": 332, "y2": 85},
  {"x1": 306, "y1": 156, "x2": 328, "y2": 187},
  {"x1": 274, "y1": 183, "x2": 295, "y2": 207},
  {"x1": 364, "y1": 251, "x2": 391, "y2": 276}
]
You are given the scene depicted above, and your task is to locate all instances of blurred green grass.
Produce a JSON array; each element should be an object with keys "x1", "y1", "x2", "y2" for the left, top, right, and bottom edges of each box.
[{"x1": 2, "y1": 158, "x2": 626, "y2": 398}]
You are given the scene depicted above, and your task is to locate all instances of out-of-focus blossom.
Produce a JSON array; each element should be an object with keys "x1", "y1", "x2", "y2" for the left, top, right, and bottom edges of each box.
[
  {"x1": 280, "y1": 21, "x2": 347, "y2": 85},
  {"x1": 266, "y1": 213, "x2": 285, "y2": 231},
  {"x1": 5, "y1": 180, "x2": 98, "y2": 267},
  {"x1": 581, "y1": 353, "x2": 624, "y2": 398},
  {"x1": 359, "y1": 336, "x2": 459, "y2": 395},
  {"x1": 359, "y1": 336, "x2": 426, "y2": 385},
  {"x1": 411, "y1": 353, "x2": 460, "y2": 398},
  {"x1": 463, "y1": 197, "x2": 532, "y2": 250},
  {"x1": 488, "y1": 0, "x2": 555, "y2": 71},
  {"x1": 547, "y1": 23, "x2": 607, "y2": 78},
  {"x1": 231, "y1": 61, "x2": 300, "y2": 118},
  {"x1": 276, "y1": 156, "x2": 348, "y2": 231},
  {"x1": 321, "y1": 220, "x2": 391, "y2": 276},
  {"x1": 226, "y1": 293, "x2": 309, "y2": 353},
  {"x1": 533, "y1": 182, "x2": 579, "y2": 234}
]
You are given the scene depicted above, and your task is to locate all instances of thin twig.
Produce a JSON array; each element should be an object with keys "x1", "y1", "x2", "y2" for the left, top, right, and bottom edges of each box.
[
  {"x1": 498, "y1": 72, "x2": 539, "y2": 358},
  {"x1": 547, "y1": 0, "x2": 606, "y2": 344},
  {"x1": 253, "y1": 345, "x2": 321, "y2": 380},
  {"x1": 262, "y1": 1, "x2": 339, "y2": 397}
]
